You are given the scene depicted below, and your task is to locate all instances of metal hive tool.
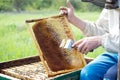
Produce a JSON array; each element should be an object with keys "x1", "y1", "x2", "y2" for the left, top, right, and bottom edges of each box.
[{"x1": 59, "y1": 39, "x2": 74, "y2": 50}]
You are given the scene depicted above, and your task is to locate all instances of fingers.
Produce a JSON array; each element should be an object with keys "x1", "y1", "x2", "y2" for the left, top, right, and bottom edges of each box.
[
  {"x1": 60, "y1": 6, "x2": 67, "y2": 10},
  {"x1": 84, "y1": 48, "x2": 89, "y2": 55},
  {"x1": 81, "y1": 44, "x2": 88, "y2": 54},
  {"x1": 72, "y1": 39, "x2": 89, "y2": 54},
  {"x1": 59, "y1": 7, "x2": 68, "y2": 15},
  {"x1": 77, "y1": 43, "x2": 89, "y2": 55},
  {"x1": 72, "y1": 39, "x2": 83, "y2": 48},
  {"x1": 59, "y1": 0, "x2": 74, "y2": 16},
  {"x1": 81, "y1": 45, "x2": 86, "y2": 53},
  {"x1": 77, "y1": 41, "x2": 85, "y2": 52},
  {"x1": 60, "y1": 10, "x2": 68, "y2": 15},
  {"x1": 67, "y1": 0, "x2": 74, "y2": 10}
]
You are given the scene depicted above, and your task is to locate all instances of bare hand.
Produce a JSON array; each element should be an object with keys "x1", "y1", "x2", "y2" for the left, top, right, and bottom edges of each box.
[
  {"x1": 72, "y1": 36, "x2": 102, "y2": 54},
  {"x1": 60, "y1": 0, "x2": 75, "y2": 22}
]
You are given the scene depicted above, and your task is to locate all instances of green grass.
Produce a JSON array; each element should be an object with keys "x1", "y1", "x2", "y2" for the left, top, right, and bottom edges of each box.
[{"x1": 0, "y1": 11, "x2": 104, "y2": 62}]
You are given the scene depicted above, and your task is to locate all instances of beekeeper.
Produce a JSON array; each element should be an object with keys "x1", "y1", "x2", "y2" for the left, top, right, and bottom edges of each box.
[{"x1": 60, "y1": 0, "x2": 119, "y2": 80}]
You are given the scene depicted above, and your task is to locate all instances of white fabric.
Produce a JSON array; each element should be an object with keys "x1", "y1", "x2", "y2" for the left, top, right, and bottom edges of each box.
[{"x1": 83, "y1": 9, "x2": 119, "y2": 53}]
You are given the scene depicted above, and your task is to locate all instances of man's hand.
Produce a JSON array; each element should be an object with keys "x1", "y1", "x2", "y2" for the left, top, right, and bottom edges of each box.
[
  {"x1": 60, "y1": 0, "x2": 86, "y2": 31},
  {"x1": 60, "y1": 0, "x2": 75, "y2": 23},
  {"x1": 72, "y1": 36, "x2": 102, "y2": 54}
]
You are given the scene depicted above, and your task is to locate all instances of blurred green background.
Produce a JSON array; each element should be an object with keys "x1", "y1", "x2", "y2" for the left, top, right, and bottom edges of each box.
[{"x1": 0, "y1": 0, "x2": 104, "y2": 62}]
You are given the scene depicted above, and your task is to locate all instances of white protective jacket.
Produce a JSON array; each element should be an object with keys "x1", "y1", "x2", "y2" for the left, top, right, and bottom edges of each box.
[{"x1": 83, "y1": 9, "x2": 119, "y2": 53}]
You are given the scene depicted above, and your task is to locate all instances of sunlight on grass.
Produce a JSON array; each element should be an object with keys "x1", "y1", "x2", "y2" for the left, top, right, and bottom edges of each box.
[{"x1": 0, "y1": 11, "x2": 104, "y2": 62}]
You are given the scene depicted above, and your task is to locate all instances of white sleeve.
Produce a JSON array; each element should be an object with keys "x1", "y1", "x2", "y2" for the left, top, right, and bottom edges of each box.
[
  {"x1": 102, "y1": 33, "x2": 119, "y2": 53},
  {"x1": 82, "y1": 9, "x2": 119, "y2": 53},
  {"x1": 101, "y1": 9, "x2": 119, "y2": 53},
  {"x1": 82, "y1": 9, "x2": 109, "y2": 36}
]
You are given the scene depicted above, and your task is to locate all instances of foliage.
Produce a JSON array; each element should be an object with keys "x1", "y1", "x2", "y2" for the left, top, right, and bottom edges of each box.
[
  {"x1": 0, "y1": 0, "x2": 13, "y2": 11},
  {"x1": 0, "y1": 11, "x2": 104, "y2": 62},
  {"x1": 0, "y1": 0, "x2": 102, "y2": 12}
]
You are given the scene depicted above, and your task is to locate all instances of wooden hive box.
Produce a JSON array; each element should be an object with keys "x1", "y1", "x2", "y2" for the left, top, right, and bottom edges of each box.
[
  {"x1": 0, "y1": 56, "x2": 87, "y2": 80},
  {"x1": 26, "y1": 15, "x2": 86, "y2": 77}
]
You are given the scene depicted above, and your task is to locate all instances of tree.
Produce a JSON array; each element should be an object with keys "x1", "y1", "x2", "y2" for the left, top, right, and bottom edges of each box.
[
  {"x1": 0, "y1": 0, "x2": 102, "y2": 12},
  {"x1": 13, "y1": 0, "x2": 27, "y2": 12},
  {"x1": 0, "y1": 0, "x2": 13, "y2": 12}
]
